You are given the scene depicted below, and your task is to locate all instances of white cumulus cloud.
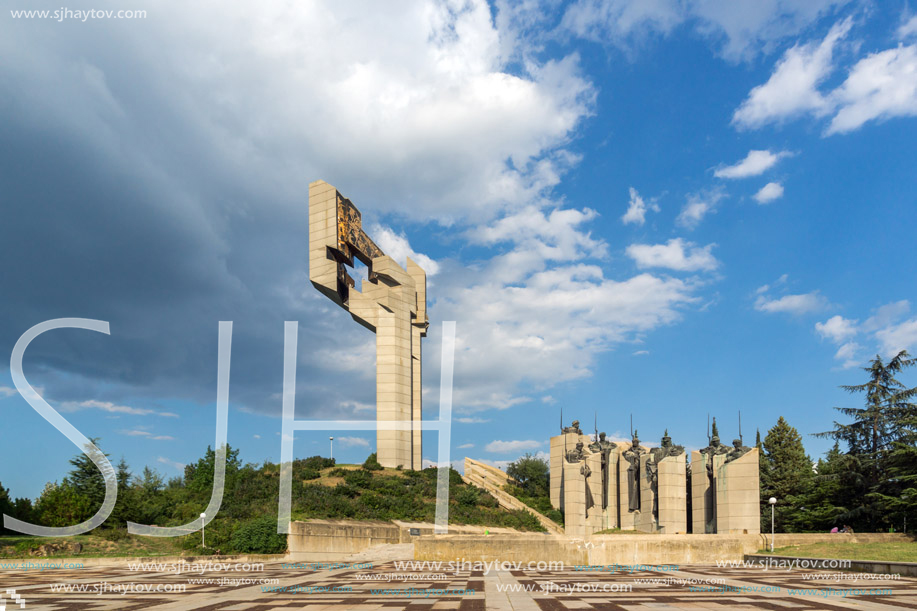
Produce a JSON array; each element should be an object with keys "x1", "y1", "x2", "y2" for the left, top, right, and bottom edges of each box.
[
  {"x1": 874, "y1": 318, "x2": 917, "y2": 357},
  {"x1": 59, "y1": 399, "x2": 179, "y2": 418},
  {"x1": 558, "y1": 0, "x2": 852, "y2": 61},
  {"x1": 625, "y1": 238, "x2": 719, "y2": 272},
  {"x1": 337, "y1": 436, "x2": 371, "y2": 448},
  {"x1": 814, "y1": 301, "x2": 917, "y2": 367},
  {"x1": 815, "y1": 315, "x2": 858, "y2": 343},
  {"x1": 833, "y1": 341, "x2": 862, "y2": 369},
  {"x1": 120, "y1": 429, "x2": 175, "y2": 441},
  {"x1": 371, "y1": 224, "x2": 441, "y2": 276},
  {"x1": 621, "y1": 187, "x2": 659, "y2": 225},
  {"x1": 898, "y1": 15, "x2": 917, "y2": 40},
  {"x1": 754, "y1": 182, "x2": 785, "y2": 204},
  {"x1": 733, "y1": 18, "x2": 917, "y2": 136},
  {"x1": 755, "y1": 291, "x2": 826, "y2": 314},
  {"x1": 469, "y1": 205, "x2": 607, "y2": 261},
  {"x1": 157, "y1": 456, "x2": 186, "y2": 471},
  {"x1": 485, "y1": 439, "x2": 542, "y2": 453},
  {"x1": 715, "y1": 150, "x2": 791, "y2": 179},
  {"x1": 826, "y1": 44, "x2": 917, "y2": 135},
  {"x1": 733, "y1": 18, "x2": 852, "y2": 129},
  {"x1": 677, "y1": 188, "x2": 725, "y2": 229}
]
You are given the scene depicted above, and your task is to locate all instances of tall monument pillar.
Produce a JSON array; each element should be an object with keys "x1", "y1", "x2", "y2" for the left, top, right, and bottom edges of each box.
[
  {"x1": 691, "y1": 428, "x2": 760, "y2": 534},
  {"x1": 308, "y1": 180, "x2": 428, "y2": 469}
]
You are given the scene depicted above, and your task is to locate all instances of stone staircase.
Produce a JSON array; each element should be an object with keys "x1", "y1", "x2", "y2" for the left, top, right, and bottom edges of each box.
[{"x1": 462, "y1": 458, "x2": 564, "y2": 535}]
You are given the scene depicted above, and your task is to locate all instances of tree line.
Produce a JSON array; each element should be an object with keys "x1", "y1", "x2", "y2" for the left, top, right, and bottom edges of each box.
[
  {"x1": 759, "y1": 350, "x2": 917, "y2": 533},
  {"x1": 2, "y1": 351, "x2": 914, "y2": 539},
  {"x1": 0, "y1": 448, "x2": 543, "y2": 554}
]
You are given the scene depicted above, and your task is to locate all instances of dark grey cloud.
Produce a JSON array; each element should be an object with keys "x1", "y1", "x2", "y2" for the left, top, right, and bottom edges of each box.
[
  {"x1": 0, "y1": 22, "x2": 373, "y2": 418},
  {"x1": 0, "y1": 0, "x2": 599, "y2": 418}
]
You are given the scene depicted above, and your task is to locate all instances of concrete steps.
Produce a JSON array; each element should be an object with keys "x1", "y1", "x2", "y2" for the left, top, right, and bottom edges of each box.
[{"x1": 463, "y1": 458, "x2": 564, "y2": 536}]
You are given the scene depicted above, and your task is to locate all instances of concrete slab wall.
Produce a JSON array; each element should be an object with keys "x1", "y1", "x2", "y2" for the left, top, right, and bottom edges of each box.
[
  {"x1": 414, "y1": 532, "x2": 913, "y2": 565},
  {"x1": 288, "y1": 519, "x2": 525, "y2": 560},
  {"x1": 288, "y1": 519, "x2": 401, "y2": 560}
]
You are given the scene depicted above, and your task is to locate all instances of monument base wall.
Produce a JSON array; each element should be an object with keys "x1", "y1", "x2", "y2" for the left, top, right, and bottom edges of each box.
[
  {"x1": 417, "y1": 534, "x2": 755, "y2": 565},
  {"x1": 288, "y1": 520, "x2": 522, "y2": 560},
  {"x1": 414, "y1": 532, "x2": 914, "y2": 565}
]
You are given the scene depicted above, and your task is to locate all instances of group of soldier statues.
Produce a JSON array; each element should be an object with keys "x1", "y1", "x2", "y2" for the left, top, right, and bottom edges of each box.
[{"x1": 560, "y1": 417, "x2": 751, "y2": 526}]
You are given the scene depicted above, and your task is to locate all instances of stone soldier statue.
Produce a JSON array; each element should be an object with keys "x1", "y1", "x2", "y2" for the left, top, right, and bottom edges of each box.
[
  {"x1": 700, "y1": 418, "x2": 728, "y2": 533},
  {"x1": 650, "y1": 429, "x2": 684, "y2": 463},
  {"x1": 644, "y1": 452, "x2": 658, "y2": 518},
  {"x1": 580, "y1": 462, "x2": 595, "y2": 515},
  {"x1": 589, "y1": 432, "x2": 617, "y2": 510},
  {"x1": 701, "y1": 418, "x2": 730, "y2": 457},
  {"x1": 565, "y1": 441, "x2": 587, "y2": 463},
  {"x1": 562, "y1": 419, "x2": 583, "y2": 435},
  {"x1": 646, "y1": 430, "x2": 683, "y2": 520},
  {"x1": 623, "y1": 431, "x2": 646, "y2": 512},
  {"x1": 588, "y1": 431, "x2": 616, "y2": 453},
  {"x1": 725, "y1": 438, "x2": 751, "y2": 463}
]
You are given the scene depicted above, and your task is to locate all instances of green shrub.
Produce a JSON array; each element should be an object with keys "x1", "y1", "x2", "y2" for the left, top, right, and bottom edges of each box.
[
  {"x1": 503, "y1": 484, "x2": 564, "y2": 527},
  {"x1": 362, "y1": 453, "x2": 383, "y2": 471},
  {"x1": 230, "y1": 516, "x2": 287, "y2": 554},
  {"x1": 97, "y1": 527, "x2": 129, "y2": 541},
  {"x1": 507, "y1": 453, "x2": 549, "y2": 497},
  {"x1": 301, "y1": 456, "x2": 335, "y2": 471},
  {"x1": 301, "y1": 469, "x2": 321, "y2": 481},
  {"x1": 455, "y1": 486, "x2": 480, "y2": 506},
  {"x1": 344, "y1": 470, "x2": 372, "y2": 488},
  {"x1": 478, "y1": 491, "x2": 499, "y2": 508}
]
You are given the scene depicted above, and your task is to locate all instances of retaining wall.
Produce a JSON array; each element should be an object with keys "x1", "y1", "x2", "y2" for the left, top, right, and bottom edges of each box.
[{"x1": 414, "y1": 532, "x2": 913, "y2": 565}]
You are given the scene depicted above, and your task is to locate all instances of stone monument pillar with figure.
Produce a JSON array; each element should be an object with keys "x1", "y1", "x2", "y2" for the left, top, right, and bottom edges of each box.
[
  {"x1": 550, "y1": 418, "x2": 586, "y2": 511},
  {"x1": 691, "y1": 418, "x2": 760, "y2": 534},
  {"x1": 716, "y1": 439, "x2": 760, "y2": 534},
  {"x1": 309, "y1": 180, "x2": 428, "y2": 469},
  {"x1": 616, "y1": 432, "x2": 645, "y2": 530},
  {"x1": 642, "y1": 430, "x2": 686, "y2": 533}
]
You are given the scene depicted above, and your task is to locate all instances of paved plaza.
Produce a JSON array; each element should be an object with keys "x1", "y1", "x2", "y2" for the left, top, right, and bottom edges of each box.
[{"x1": 2, "y1": 556, "x2": 916, "y2": 610}]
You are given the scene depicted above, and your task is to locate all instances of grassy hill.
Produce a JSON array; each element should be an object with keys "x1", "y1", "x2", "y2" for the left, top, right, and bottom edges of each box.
[{"x1": 0, "y1": 450, "x2": 544, "y2": 558}]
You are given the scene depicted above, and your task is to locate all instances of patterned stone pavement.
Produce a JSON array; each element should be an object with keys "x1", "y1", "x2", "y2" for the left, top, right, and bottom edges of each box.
[{"x1": 1, "y1": 558, "x2": 915, "y2": 610}]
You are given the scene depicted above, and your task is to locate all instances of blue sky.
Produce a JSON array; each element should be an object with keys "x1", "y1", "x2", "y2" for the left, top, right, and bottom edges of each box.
[{"x1": 2, "y1": 0, "x2": 917, "y2": 500}]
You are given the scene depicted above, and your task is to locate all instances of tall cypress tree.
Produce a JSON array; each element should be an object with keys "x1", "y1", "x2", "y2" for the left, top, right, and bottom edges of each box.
[
  {"x1": 760, "y1": 417, "x2": 813, "y2": 532},
  {"x1": 816, "y1": 350, "x2": 917, "y2": 530}
]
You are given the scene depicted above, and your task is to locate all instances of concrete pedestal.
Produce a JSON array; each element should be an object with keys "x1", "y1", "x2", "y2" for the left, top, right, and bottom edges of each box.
[
  {"x1": 715, "y1": 449, "x2": 760, "y2": 534},
  {"x1": 656, "y1": 453, "x2": 686, "y2": 534}
]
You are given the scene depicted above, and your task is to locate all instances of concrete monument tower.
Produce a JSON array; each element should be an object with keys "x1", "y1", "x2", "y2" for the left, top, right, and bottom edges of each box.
[{"x1": 308, "y1": 180, "x2": 428, "y2": 469}]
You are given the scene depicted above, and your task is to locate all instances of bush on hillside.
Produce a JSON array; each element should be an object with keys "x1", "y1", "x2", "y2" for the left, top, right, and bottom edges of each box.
[
  {"x1": 362, "y1": 453, "x2": 384, "y2": 471},
  {"x1": 230, "y1": 516, "x2": 287, "y2": 554}
]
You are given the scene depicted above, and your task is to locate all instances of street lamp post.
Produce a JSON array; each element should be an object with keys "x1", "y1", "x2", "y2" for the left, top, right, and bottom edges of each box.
[
  {"x1": 201, "y1": 512, "x2": 207, "y2": 548},
  {"x1": 330, "y1": 436, "x2": 334, "y2": 461},
  {"x1": 769, "y1": 497, "x2": 777, "y2": 552}
]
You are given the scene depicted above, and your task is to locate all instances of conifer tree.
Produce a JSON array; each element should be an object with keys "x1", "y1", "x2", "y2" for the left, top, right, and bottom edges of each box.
[
  {"x1": 66, "y1": 438, "x2": 110, "y2": 509},
  {"x1": 760, "y1": 417, "x2": 813, "y2": 532},
  {"x1": 795, "y1": 442, "x2": 846, "y2": 531},
  {"x1": 817, "y1": 350, "x2": 917, "y2": 530}
]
